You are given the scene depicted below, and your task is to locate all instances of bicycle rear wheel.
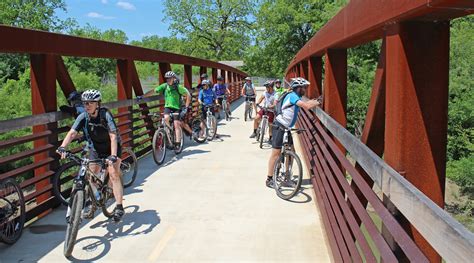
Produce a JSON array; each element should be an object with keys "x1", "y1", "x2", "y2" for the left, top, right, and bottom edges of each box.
[
  {"x1": 224, "y1": 103, "x2": 231, "y2": 121},
  {"x1": 273, "y1": 151, "x2": 303, "y2": 200},
  {"x1": 206, "y1": 115, "x2": 217, "y2": 141},
  {"x1": 64, "y1": 187, "x2": 84, "y2": 258},
  {"x1": 244, "y1": 104, "x2": 248, "y2": 121},
  {"x1": 0, "y1": 178, "x2": 25, "y2": 244},
  {"x1": 53, "y1": 162, "x2": 80, "y2": 206},
  {"x1": 248, "y1": 105, "x2": 254, "y2": 119},
  {"x1": 259, "y1": 119, "x2": 267, "y2": 149},
  {"x1": 152, "y1": 129, "x2": 166, "y2": 165},
  {"x1": 120, "y1": 147, "x2": 138, "y2": 188}
]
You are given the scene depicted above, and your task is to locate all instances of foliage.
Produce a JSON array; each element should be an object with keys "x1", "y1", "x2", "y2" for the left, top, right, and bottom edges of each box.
[
  {"x1": 164, "y1": 0, "x2": 254, "y2": 60},
  {"x1": 243, "y1": 0, "x2": 346, "y2": 76},
  {"x1": 447, "y1": 156, "x2": 474, "y2": 198}
]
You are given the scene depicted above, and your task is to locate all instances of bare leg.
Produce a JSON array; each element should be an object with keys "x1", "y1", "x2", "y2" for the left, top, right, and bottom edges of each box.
[
  {"x1": 268, "y1": 149, "x2": 281, "y2": 177},
  {"x1": 108, "y1": 159, "x2": 123, "y2": 205},
  {"x1": 174, "y1": 120, "x2": 182, "y2": 144}
]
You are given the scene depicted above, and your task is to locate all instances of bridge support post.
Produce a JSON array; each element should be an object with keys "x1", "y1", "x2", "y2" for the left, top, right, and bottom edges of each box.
[
  {"x1": 385, "y1": 21, "x2": 449, "y2": 262},
  {"x1": 158, "y1": 62, "x2": 171, "y2": 84},
  {"x1": 308, "y1": 57, "x2": 322, "y2": 99},
  {"x1": 131, "y1": 62, "x2": 155, "y2": 140},
  {"x1": 56, "y1": 56, "x2": 76, "y2": 97},
  {"x1": 30, "y1": 54, "x2": 58, "y2": 215},
  {"x1": 299, "y1": 60, "x2": 308, "y2": 80},
  {"x1": 117, "y1": 59, "x2": 133, "y2": 148},
  {"x1": 211, "y1": 68, "x2": 218, "y2": 84},
  {"x1": 324, "y1": 49, "x2": 347, "y2": 151},
  {"x1": 199, "y1": 66, "x2": 207, "y2": 83}
]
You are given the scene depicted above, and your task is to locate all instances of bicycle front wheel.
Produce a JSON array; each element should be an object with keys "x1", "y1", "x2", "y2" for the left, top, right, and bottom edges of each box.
[
  {"x1": 192, "y1": 119, "x2": 207, "y2": 143},
  {"x1": 206, "y1": 115, "x2": 217, "y2": 141},
  {"x1": 152, "y1": 129, "x2": 166, "y2": 165},
  {"x1": 259, "y1": 119, "x2": 267, "y2": 149},
  {"x1": 121, "y1": 147, "x2": 138, "y2": 188},
  {"x1": 273, "y1": 151, "x2": 303, "y2": 200},
  {"x1": 64, "y1": 188, "x2": 84, "y2": 258},
  {"x1": 0, "y1": 178, "x2": 25, "y2": 244},
  {"x1": 101, "y1": 185, "x2": 115, "y2": 218}
]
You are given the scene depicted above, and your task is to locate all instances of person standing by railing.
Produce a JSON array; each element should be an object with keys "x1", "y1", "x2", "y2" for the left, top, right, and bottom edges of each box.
[{"x1": 266, "y1": 78, "x2": 321, "y2": 187}]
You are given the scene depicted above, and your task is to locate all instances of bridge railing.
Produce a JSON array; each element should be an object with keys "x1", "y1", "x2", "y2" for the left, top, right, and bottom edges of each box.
[
  {"x1": 287, "y1": 0, "x2": 474, "y2": 262},
  {"x1": 0, "y1": 25, "x2": 246, "y2": 223}
]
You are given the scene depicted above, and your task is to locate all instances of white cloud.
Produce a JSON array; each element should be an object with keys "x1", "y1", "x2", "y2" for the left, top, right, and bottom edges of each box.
[
  {"x1": 140, "y1": 32, "x2": 154, "y2": 37},
  {"x1": 101, "y1": 0, "x2": 108, "y2": 4},
  {"x1": 117, "y1": 1, "x2": 136, "y2": 10},
  {"x1": 87, "y1": 12, "x2": 115, "y2": 19}
]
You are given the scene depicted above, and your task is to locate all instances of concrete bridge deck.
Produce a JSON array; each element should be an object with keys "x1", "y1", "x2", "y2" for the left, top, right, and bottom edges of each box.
[{"x1": 0, "y1": 94, "x2": 330, "y2": 262}]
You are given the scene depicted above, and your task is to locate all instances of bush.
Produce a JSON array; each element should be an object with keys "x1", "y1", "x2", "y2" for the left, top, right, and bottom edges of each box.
[{"x1": 447, "y1": 155, "x2": 474, "y2": 198}]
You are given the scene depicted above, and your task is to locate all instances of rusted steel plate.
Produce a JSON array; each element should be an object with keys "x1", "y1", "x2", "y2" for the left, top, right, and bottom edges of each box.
[
  {"x1": 287, "y1": 0, "x2": 473, "y2": 72},
  {"x1": 0, "y1": 25, "x2": 247, "y2": 77}
]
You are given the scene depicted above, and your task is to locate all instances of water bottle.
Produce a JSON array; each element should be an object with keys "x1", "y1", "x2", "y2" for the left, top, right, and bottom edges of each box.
[{"x1": 90, "y1": 183, "x2": 101, "y2": 201}]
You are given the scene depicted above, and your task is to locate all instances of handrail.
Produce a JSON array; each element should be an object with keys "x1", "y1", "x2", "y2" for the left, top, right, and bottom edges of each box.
[
  {"x1": 0, "y1": 25, "x2": 247, "y2": 76},
  {"x1": 0, "y1": 95, "x2": 162, "y2": 133},
  {"x1": 311, "y1": 106, "x2": 474, "y2": 262}
]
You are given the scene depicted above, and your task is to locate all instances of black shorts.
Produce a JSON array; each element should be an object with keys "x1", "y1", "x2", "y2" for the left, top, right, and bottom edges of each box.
[
  {"x1": 217, "y1": 97, "x2": 226, "y2": 105},
  {"x1": 245, "y1": 96, "x2": 256, "y2": 102},
  {"x1": 90, "y1": 144, "x2": 122, "y2": 159},
  {"x1": 271, "y1": 121, "x2": 292, "y2": 149},
  {"x1": 164, "y1": 107, "x2": 184, "y2": 121}
]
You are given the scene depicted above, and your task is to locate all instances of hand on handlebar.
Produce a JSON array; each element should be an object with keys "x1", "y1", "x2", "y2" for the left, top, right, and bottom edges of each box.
[{"x1": 56, "y1": 147, "x2": 68, "y2": 159}]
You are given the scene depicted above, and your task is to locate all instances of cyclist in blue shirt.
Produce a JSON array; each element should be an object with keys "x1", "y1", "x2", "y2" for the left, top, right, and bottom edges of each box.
[
  {"x1": 213, "y1": 75, "x2": 231, "y2": 119},
  {"x1": 198, "y1": 79, "x2": 218, "y2": 136},
  {"x1": 266, "y1": 78, "x2": 321, "y2": 187}
]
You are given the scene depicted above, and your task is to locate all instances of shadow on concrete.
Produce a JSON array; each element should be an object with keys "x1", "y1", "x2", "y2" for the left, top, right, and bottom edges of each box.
[{"x1": 285, "y1": 190, "x2": 313, "y2": 204}]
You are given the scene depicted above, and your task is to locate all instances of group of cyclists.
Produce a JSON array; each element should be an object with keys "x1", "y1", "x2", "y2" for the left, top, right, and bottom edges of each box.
[{"x1": 56, "y1": 70, "x2": 320, "y2": 222}]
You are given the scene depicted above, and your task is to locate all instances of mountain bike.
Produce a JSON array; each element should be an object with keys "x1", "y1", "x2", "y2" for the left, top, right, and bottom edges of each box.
[
  {"x1": 0, "y1": 178, "x2": 25, "y2": 245},
  {"x1": 218, "y1": 95, "x2": 231, "y2": 121},
  {"x1": 243, "y1": 95, "x2": 255, "y2": 121},
  {"x1": 272, "y1": 125, "x2": 305, "y2": 200},
  {"x1": 255, "y1": 105, "x2": 273, "y2": 149},
  {"x1": 53, "y1": 147, "x2": 137, "y2": 206},
  {"x1": 202, "y1": 105, "x2": 218, "y2": 141},
  {"x1": 61, "y1": 152, "x2": 119, "y2": 258},
  {"x1": 149, "y1": 112, "x2": 184, "y2": 165}
]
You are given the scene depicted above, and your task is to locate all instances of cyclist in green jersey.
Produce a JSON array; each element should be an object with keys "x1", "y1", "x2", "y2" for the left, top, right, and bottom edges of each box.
[{"x1": 143, "y1": 71, "x2": 191, "y2": 149}]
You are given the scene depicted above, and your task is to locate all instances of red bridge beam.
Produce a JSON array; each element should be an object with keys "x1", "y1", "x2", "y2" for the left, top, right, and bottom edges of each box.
[
  {"x1": 287, "y1": 0, "x2": 473, "y2": 73},
  {"x1": 0, "y1": 25, "x2": 246, "y2": 77}
]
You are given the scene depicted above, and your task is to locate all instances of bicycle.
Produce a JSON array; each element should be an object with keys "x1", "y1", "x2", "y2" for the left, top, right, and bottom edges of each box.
[
  {"x1": 61, "y1": 151, "x2": 121, "y2": 258},
  {"x1": 272, "y1": 125, "x2": 305, "y2": 200},
  {"x1": 255, "y1": 105, "x2": 273, "y2": 149},
  {"x1": 217, "y1": 95, "x2": 231, "y2": 121},
  {"x1": 202, "y1": 105, "x2": 218, "y2": 141},
  {"x1": 53, "y1": 147, "x2": 137, "y2": 206},
  {"x1": 149, "y1": 112, "x2": 184, "y2": 165},
  {"x1": 0, "y1": 178, "x2": 25, "y2": 245},
  {"x1": 243, "y1": 95, "x2": 255, "y2": 121}
]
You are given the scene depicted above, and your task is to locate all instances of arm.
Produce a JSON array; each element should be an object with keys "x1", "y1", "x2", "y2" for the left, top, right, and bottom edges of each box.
[
  {"x1": 109, "y1": 132, "x2": 118, "y2": 156},
  {"x1": 198, "y1": 90, "x2": 203, "y2": 104},
  {"x1": 296, "y1": 99, "x2": 320, "y2": 111},
  {"x1": 144, "y1": 83, "x2": 164, "y2": 98},
  {"x1": 256, "y1": 94, "x2": 264, "y2": 106},
  {"x1": 60, "y1": 129, "x2": 78, "y2": 149}
]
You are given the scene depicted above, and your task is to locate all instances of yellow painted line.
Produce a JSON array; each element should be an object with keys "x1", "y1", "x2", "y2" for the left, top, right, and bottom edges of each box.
[{"x1": 147, "y1": 226, "x2": 176, "y2": 262}]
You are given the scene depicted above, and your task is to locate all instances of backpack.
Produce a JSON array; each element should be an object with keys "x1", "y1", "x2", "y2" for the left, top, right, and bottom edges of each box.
[
  {"x1": 274, "y1": 91, "x2": 292, "y2": 116},
  {"x1": 83, "y1": 107, "x2": 114, "y2": 144}
]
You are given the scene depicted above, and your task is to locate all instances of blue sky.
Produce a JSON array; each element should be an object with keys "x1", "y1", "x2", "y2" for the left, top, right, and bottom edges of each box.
[{"x1": 57, "y1": 0, "x2": 172, "y2": 41}]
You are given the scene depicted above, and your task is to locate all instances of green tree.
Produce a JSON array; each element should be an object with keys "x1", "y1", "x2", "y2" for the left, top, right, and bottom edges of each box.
[
  {"x1": 163, "y1": 0, "x2": 254, "y2": 60},
  {"x1": 244, "y1": 0, "x2": 346, "y2": 77}
]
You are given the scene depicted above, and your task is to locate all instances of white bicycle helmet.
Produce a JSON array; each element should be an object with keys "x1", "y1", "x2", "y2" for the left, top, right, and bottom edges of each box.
[
  {"x1": 244, "y1": 77, "x2": 251, "y2": 81},
  {"x1": 202, "y1": 79, "x2": 211, "y2": 85},
  {"x1": 164, "y1": 71, "x2": 177, "y2": 79},
  {"x1": 81, "y1": 89, "x2": 102, "y2": 102},
  {"x1": 290, "y1": 77, "x2": 310, "y2": 89}
]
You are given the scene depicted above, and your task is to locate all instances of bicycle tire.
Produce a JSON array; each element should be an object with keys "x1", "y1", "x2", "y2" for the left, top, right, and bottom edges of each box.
[
  {"x1": 0, "y1": 178, "x2": 25, "y2": 244},
  {"x1": 191, "y1": 119, "x2": 207, "y2": 143},
  {"x1": 206, "y1": 115, "x2": 217, "y2": 141},
  {"x1": 244, "y1": 104, "x2": 248, "y2": 122},
  {"x1": 121, "y1": 147, "x2": 138, "y2": 188},
  {"x1": 174, "y1": 125, "x2": 184, "y2": 154},
  {"x1": 259, "y1": 119, "x2": 267, "y2": 149},
  {"x1": 53, "y1": 162, "x2": 80, "y2": 206},
  {"x1": 273, "y1": 151, "x2": 303, "y2": 200},
  {"x1": 64, "y1": 188, "x2": 84, "y2": 258},
  {"x1": 152, "y1": 129, "x2": 166, "y2": 165},
  {"x1": 248, "y1": 105, "x2": 254, "y2": 120},
  {"x1": 224, "y1": 103, "x2": 231, "y2": 121}
]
